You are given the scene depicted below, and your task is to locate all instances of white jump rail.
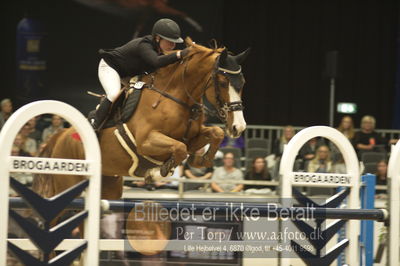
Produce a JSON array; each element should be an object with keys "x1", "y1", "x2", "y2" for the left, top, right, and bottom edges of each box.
[
  {"x1": 0, "y1": 100, "x2": 102, "y2": 266},
  {"x1": 387, "y1": 140, "x2": 400, "y2": 266},
  {"x1": 279, "y1": 126, "x2": 360, "y2": 266}
]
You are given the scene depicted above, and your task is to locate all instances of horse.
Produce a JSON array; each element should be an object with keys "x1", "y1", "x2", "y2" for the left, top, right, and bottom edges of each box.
[{"x1": 34, "y1": 37, "x2": 250, "y2": 200}]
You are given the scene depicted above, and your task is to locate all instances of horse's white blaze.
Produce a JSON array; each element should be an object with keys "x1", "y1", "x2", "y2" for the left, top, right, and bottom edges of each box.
[{"x1": 228, "y1": 85, "x2": 246, "y2": 134}]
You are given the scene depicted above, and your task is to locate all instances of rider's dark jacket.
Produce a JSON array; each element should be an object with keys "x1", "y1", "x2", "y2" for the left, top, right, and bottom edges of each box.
[{"x1": 99, "y1": 35, "x2": 180, "y2": 78}]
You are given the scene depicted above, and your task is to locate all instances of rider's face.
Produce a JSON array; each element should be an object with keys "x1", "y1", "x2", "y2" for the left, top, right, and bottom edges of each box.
[{"x1": 159, "y1": 38, "x2": 176, "y2": 53}]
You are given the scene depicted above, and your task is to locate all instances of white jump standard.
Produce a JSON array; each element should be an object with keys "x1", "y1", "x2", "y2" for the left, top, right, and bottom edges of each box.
[{"x1": 0, "y1": 100, "x2": 102, "y2": 266}]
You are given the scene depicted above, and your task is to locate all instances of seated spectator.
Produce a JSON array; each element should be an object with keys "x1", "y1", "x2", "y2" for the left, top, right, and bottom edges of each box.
[
  {"x1": 298, "y1": 137, "x2": 325, "y2": 170},
  {"x1": 307, "y1": 145, "x2": 333, "y2": 173},
  {"x1": 19, "y1": 123, "x2": 37, "y2": 156},
  {"x1": 272, "y1": 125, "x2": 295, "y2": 158},
  {"x1": 183, "y1": 147, "x2": 213, "y2": 191},
  {"x1": 0, "y1": 98, "x2": 13, "y2": 130},
  {"x1": 27, "y1": 116, "x2": 43, "y2": 144},
  {"x1": 337, "y1": 115, "x2": 355, "y2": 141},
  {"x1": 11, "y1": 142, "x2": 30, "y2": 157},
  {"x1": 13, "y1": 133, "x2": 35, "y2": 157},
  {"x1": 328, "y1": 116, "x2": 355, "y2": 164},
  {"x1": 211, "y1": 152, "x2": 244, "y2": 193},
  {"x1": 375, "y1": 159, "x2": 388, "y2": 194},
  {"x1": 42, "y1": 115, "x2": 64, "y2": 143},
  {"x1": 353, "y1": 115, "x2": 386, "y2": 157},
  {"x1": 244, "y1": 157, "x2": 274, "y2": 191}
]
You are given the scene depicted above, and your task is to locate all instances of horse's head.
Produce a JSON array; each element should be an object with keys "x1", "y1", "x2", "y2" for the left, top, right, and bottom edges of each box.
[
  {"x1": 207, "y1": 47, "x2": 250, "y2": 138},
  {"x1": 181, "y1": 38, "x2": 249, "y2": 138}
]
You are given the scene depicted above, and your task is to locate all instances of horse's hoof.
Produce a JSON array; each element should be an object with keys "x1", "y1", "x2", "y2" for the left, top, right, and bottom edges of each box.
[
  {"x1": 160, "y1": 157, "x2": 174, "y2": 177},
  {"x1": 160, "y1": 166, "x2": 169, "y2": 177}
]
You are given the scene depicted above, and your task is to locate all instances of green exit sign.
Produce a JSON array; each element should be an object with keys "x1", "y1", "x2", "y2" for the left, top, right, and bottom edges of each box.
[{"x1": 337, "y1": 102, "x2": 357, "y2": 114}]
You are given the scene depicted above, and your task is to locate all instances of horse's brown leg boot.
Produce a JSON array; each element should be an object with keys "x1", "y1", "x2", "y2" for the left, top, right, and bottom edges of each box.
[{"x1": 160, "y1": 156, "x2": 175, "y2": 177}]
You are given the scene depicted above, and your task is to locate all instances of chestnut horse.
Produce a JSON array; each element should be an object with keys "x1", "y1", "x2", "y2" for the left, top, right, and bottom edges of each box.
[{"x1": 34, "y1": 38, "x2": 249, "y2": 200}]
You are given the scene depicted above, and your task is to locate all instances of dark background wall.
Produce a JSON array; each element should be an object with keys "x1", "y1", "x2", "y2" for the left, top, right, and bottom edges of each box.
[{"x1": 2, "y1": 0, "x2": 399, "y2": 128}]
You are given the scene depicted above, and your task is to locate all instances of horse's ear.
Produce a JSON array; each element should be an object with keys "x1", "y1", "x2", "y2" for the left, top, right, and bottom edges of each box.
[
  {"x1": 219, "y1": 49, "x2": 228, "y2": 67},
  {"x1": 234, "y1": 47, "x2": 251, "y2": 65},
  {"x1": 185, "y1": 37, "x2": 194, "y2": 47}
]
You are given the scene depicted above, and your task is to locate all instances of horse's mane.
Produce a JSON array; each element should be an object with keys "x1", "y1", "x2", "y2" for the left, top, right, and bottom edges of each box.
[{"x1": 156, "y1": 37, "x2": 223, "y2": 79}]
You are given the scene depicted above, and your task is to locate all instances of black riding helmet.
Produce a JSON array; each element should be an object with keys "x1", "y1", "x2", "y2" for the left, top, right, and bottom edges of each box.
[{"x1": 152, "y1": 18, "x2": 184, "y2": 43}]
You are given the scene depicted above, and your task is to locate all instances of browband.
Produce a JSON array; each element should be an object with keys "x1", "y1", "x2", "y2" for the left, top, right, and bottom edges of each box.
[{"x1": 218, "y1": 66, "x2": 242, "y2": 74}]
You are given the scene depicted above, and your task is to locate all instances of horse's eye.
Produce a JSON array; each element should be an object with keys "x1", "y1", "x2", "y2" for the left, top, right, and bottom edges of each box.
[{"x1": 220, "y1": 81, "x2": 228, "y2": 88}]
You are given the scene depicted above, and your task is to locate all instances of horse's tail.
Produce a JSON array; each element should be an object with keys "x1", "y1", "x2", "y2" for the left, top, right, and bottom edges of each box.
[{"x1": 31, "y1": 129, "x2": 69, "y2": 197}]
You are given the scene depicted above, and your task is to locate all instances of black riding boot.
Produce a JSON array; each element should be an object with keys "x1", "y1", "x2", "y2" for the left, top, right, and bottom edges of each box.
[{"x1": 91, "y1": 98, "x2": 112, "y2": 131}]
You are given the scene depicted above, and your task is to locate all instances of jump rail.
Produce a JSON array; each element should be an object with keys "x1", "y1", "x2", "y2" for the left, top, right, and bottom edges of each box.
[{"x1": 8, "y1": 197, "x2": 388, "y2": 221}]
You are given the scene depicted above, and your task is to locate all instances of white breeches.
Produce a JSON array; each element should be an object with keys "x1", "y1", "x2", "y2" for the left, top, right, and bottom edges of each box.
[{"x1": 98, "y1": 59, "x2": 122, "y2": 102}]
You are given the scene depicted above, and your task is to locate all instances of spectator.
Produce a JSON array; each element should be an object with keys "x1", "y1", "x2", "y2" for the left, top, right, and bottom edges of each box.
[
  {"x1": 27, "y1": 117, "x2": 43, "y2": 144},
  {"x1": 11, "y1": 140, "x2": 30, "y2": 157},
  {"x1": 0, "y1": 98, "x2": 13, "y2": 130},
  {"x1": 353, "y1": 115, "x2": 386, "y2": 156},
  {"x1": 183, "y1": 147, "x2": 213, "y2": 191},
  {"x1": 329, "y1": 116, "x2": 355, "y2": 163},
  {"x1": 375, "y1": 159, "x2": 388, "y2": 185},
  {"x1": 42, "y1": 115, "x2": 64, "y2": 143},
  {"x1": 298, "y1": 137, "x2": 325, "y2": 170},
  {"x1": 19, "y1": 124, "x2": 37, "y2": 156},
  {"x1": 307, "y1": 145, "x2": 333, "y2": 173},
  {"x1": 337, "y1": 115, "x2": 355, "y2": 141},
  {"x1": 272, "y1": 125, "x2": 295, "y2": 158},
  {"x1": 269, "y1": 126, "x2": 296, "y2": 179},
  {"x1": 244, "y1": 157, "x2": 274, "y2": 191},
  {"x1": 211, "y1": 152, "x2": 243, "y2": 192}
]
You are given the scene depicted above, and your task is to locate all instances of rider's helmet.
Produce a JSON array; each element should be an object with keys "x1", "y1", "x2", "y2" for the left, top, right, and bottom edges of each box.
[{"x1": 152, "y1": 18, "x2": 183, "y2": 43}]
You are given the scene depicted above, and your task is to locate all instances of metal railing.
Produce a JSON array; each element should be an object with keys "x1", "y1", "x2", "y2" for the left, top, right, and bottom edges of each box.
[
  {"x1": 242, "y1": 125, "x2": 400, "y2": 155},
  {"x1": 124, "y1": 176, "x2": 279, "y2": 198},
  {"x1": 211, "y1": 124, "x2": 400, "y2": 155}
]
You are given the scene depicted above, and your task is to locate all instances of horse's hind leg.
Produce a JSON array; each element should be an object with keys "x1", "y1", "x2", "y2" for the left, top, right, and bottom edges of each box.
[
  {"x1": 187, "y1": 126, "x2": 225, "y2": 168},
  {"x1": 137, "y1": 131, "x2": 188, "y2": 176}
]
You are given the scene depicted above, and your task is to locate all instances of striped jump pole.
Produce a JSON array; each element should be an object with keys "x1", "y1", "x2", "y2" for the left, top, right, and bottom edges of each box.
[{"x1": 8, "y1": 197, "x2": 389, "y2": 221}]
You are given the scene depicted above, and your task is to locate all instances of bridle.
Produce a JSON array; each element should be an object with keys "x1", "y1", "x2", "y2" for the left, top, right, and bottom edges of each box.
[
  {"x1": 211, "y1": 60, "x2": 245, "y2": 122},
  {"x1": 146, "y1": 52, "x2": 244, "y2": 141}
]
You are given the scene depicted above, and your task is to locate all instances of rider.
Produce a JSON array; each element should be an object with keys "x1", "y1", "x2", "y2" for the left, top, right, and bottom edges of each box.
[{"x1": 92, "y1": 18, "x2": 189, "y2": 130}]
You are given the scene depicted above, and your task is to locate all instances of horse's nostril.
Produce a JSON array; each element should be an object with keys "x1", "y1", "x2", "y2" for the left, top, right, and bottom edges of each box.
[{"x1": 232, "y1": 126, "x2": 238, "y2": 136}]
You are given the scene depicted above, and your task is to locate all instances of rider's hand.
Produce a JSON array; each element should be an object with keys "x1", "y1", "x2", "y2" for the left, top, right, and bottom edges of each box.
[{"x1": 180, "y1": 48, "x2": 190, "y2": 59}]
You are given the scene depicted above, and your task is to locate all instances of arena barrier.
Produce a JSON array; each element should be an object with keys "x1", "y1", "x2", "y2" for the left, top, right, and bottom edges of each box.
[
  {"x1": 0, "y1": 100, "x2": 102, "y2": 266},
  {"x1": 279, "y1": 126, "x2": 362, "y2": 266},
  {"x1": 387, "y1": 139, "x2": 400, "y2": 265}
]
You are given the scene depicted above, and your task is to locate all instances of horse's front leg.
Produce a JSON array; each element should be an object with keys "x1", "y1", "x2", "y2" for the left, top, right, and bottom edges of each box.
[
  {"x1": 187, "y1": 125, "x2": 225, "y2": 168},
  {"x1": 137, "y1": 131, "x2": 188, "y2": 177}
]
